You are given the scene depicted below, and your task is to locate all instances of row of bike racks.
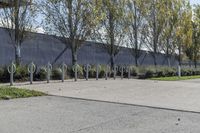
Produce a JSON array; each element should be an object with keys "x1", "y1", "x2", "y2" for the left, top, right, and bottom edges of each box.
[
  {"x1": 81, "y1": 64, "x2": 131, "y2": 81},
  {"x1": 7, "y1": 62, "x2": 132, "y2": 86}
]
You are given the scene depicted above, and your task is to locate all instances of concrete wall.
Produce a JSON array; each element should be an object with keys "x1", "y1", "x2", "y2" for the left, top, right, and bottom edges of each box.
[{"x1": 0, "y1": 27, "x2": 178, "y2": 66}]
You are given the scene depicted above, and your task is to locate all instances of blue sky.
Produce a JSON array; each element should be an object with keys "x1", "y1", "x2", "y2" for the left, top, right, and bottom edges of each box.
[{"x1": 190, "y1": 0, "x2": 200, "y2": 5}]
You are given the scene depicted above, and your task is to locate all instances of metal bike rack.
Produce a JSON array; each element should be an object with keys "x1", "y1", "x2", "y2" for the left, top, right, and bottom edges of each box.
[
  {"x1": 96, "y1": 64, "x2": 101, "y2": 80},
  {"x1": 119, "y1": 65, "x2": 124, "y2": 80},
  {"x1": 28, "y1": 62, "x2": 36, "y2": 84},
  {"x1": 45, "y1": 62, "x2": 52, "y2": 83},
  {"x1": 178, "y1": 65, "x2": 181, "y2": 78},
  {"x1": 60, "y1": 63, "x2": 67, "y2": 82},
  {"x1": 7, "y1": 61, "x2": 16, "y2": 86},
  {"x1": 84, "y1": 64, "x2": 91, "y2": 81},
  {"x1": 124, "y1": 65, "x2": 131, "y2": 79},
  {"x1": 72, "y1": 64, "x2": 79, "y2": 82},
  {"x1": 105, "y1": 65, "x2": 110, "y2": 80},
  {"x1": 126, "y1": 66, "x2": 131, "y2": 79},
  {"x1": 113, "y1": 65, "x2": 118, "y2": 80}
]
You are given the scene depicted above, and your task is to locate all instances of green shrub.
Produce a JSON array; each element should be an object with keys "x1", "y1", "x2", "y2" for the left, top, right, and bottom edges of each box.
[
  {"x1": 35, "y1": 67, "x2": 47, "y2": 81},
  {"x1": 0, "y1": 65, "x2": 37, "y2": 82},
  {"x1": 87, "y1": 65, "x2": 106, "y2": 78},
  {"x1": 138, "y1": 66, "x2": 156, "y2": 79},
  {"x1": 156, "y1": 67, "x2": 165, "y2": 77},
  {"x1": 77, "y1": 65, "x2": 84, "y2": 76},
  {"x1": 163, "y1": 67, "x2": 176, "y2": 77},
  {"x1": 14, "y1": 65, "x2": 29, "y2": 81},
  {"x1": 138, "y1": 67, "x2": 146, "y2": 74},
  {"x1": 145, "y1": 67, "x2": 156, "y2": 78},
  {"x1": 155, "y1": 67, "x2": 176, "y2": 77},
  {"x1": 88, "y1": 65, "x2": 96, "y2": 78},
  {"x1": 99, "y1": 65, "x2": 106, "y2": 78},
  {"x1": 57, "y1": 65, "x2": 69, "y2": 79},
  {"x1": 77, "y1": 65, "x2": 84, "y2": 79},
  {"x1": 66, "y1": 66, "x2": 73, "y2": 78},
  {"x1": 123, "y1": 66, "x2": 138, "y2": 78},
  {"x1": 131, "y1": 66, "x2": 138, "y2": 76},
  {"x1": 67, "y1": 65, "x2": 84, "y2": 79},
  {"x1": 1, "y1": 66, "x2": 10, "y2": 83},
  {"x1": 193, "y1": 68, "x2": 200, "y2": 75},
  {"x1": 52, "y1": 68, "x2": 62, "y2": 80},
  {"x1": 0, "y1": 67, "x2": 4, "y2": 80},
  {"x1": 1, "y1": 64, "x2": 200, "y2": 82},
  {"x1": 181, "y1": 68, "x2": 193, "y2": 76}
]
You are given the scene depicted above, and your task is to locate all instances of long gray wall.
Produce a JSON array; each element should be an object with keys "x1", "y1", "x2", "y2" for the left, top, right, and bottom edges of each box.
[{"x1": 0, "y1": 27, "x2": 178, "y2": 66}]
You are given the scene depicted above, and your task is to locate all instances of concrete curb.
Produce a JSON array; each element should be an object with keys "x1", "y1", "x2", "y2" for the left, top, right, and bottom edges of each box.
[{"x1": 48, "y1": 94, "x2": 200, "y2": 114}]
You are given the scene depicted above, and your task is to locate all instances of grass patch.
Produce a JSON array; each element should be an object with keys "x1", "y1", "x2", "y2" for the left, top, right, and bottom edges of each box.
[
  {"x1": 0, "y1": 86, "x2": 46, "y2": 100},
  {"x1": 150, "y1": 75, "x2": 200, "y2": 81}
]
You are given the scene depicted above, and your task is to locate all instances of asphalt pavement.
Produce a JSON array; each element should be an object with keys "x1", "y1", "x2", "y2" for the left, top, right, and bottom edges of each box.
[
  {"x1": 0, "y1": 96, "x2": 200, "y2": 133},
  {"x1": 15, "y1": 78, "x2": 200, "y2": 112}
]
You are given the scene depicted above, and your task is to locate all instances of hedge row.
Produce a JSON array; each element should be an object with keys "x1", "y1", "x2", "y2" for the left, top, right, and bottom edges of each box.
[
  {"x1": 0, "y1": 65, "x2": 136, "y2": 83},
  {"x1": 0, "y1": 65, "x2": 200, "y2": 83},
  {"x1": 138, "y1": 66, "x2": 200, "y2": 79}
]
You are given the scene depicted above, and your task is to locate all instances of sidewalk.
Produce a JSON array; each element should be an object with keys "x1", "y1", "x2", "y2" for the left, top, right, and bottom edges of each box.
[{"x1": 12, "y1": 78, "x2": 200, "y2": 112}]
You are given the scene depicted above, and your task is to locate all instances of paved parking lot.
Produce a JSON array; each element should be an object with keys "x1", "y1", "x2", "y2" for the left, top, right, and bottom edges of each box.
[
  {"x1": 0, "y1": 96, "x2": 200, "y2": 133},
  {"x1": 0, "y1": 79, "x2": 200, "y2": 132},
  {"x1": 15, "y1": 78, "x2": 200, "y2": 112}
]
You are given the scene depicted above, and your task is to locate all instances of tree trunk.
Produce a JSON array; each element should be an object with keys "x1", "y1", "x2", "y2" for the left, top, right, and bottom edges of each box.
[
  {"x1": 194, "y1": 53, "x2": 197, "y2": 68},
  {"x1": 153, "y1": 0, "x2": 157, "y2": 67},
  {"x1": 109, "y1": 10, "x2": 115, "y2": 69},
  {"x1": 153, "y1": 54, "x2": 157, "y2": 66},
  {"x1": 110, "y1": 54, "x2": 115, "y2": 68},
  {"x1": 178, "y1": 44, "x2": 181, "y2": 66},
  {"x1": 194, "y1": 60, "x2": 197, "y2": 68},
  {"x1": 68, "y1": 0, "x2": 77, "y2": 66},
  {"x1": 135, "y1": 56, "x2": 138, "y2": 67},
  {"x1": 134, "y1": 1, "x2": 139, "y2": 67},
  {"x1": 14, "y1": 0, "x2": 21, "y2": 66},
  {"x1": 194, "y1": 39, "x2": 198, "y2": 68},
  {"x1": 166, "y1": 38, "x2": 171, "y2": 67},
  {"x1": 71, "y1": 40, "x2": 77, "y2": 65},
  {"x1": 15, "y1": 44, "x2": 21, "y2": 66},
  {"x1": 167, "y1": 57, "x2": 171, "y2": 67},
  {"x1": 72, "y1": 50, "x2": 77, "y2": 66}
]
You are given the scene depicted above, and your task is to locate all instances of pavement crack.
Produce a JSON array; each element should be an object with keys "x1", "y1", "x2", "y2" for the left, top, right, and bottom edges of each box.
[
  {"x1": 69, "y1": 110, "x2": 145, "y2": 133},
  {"x1": 69, "y1": 117, "x2": 123, "y2": 133}
]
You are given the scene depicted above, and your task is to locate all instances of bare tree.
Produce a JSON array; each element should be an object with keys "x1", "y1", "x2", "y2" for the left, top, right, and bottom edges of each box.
[
  {"x1": 0, "y1": 0, "x2": 36, "y2": 65},
  {"x1": 144, "y1": 0, "x2": 192, "y2": 67},
  {"x1": 40, "y1": 0, "x2": 102, "y2": 65},
  {"x1": 125, "y1": 0, "x2": 147, "y2": 66},
  {"x1": 158, "y1": 0, "x2": 180, "y2": 67},
  {"x1": 185, "y1": 5, "x2": 200, "y2": 68},
  {"x1": 94, "y1": 0, "x2": 127, "y2": 68},
  {"x1": 175, "y1": 0, "x2": 193, "y2": 66},
  {"x1": 193, "y1": 5, "x2": 200, "y2": 68},
  {"x1": 143, "y1": 0, "x2": 167, "y2": 67}
]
